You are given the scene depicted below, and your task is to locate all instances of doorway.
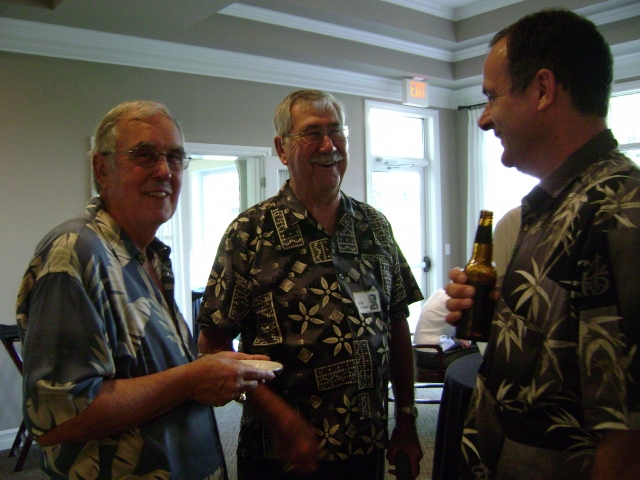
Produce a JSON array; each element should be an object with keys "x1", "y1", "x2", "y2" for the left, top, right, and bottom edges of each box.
[{"x1": 365, "y1": 101, "x2": 442, "y2": 331}]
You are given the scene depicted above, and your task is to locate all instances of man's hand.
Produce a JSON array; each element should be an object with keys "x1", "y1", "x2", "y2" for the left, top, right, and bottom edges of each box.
[
  {"x1": 189, "y1": 351, "x2": 275, "y2": 406},
  {"x1": 246, "y1": 384, "x2": 320, "y2": 474},
  {"x1": 591, "y1": 429, "x2": 640, "y2": 480},
  {"x1": 444, "y1": 268, "x2": 475, "y2": 325},
  {"x1": 272, "y1": 409, "x2": 320, "y2": 475},
  {"x1": 387, "y1": 419, "x2": 423, "y2": 479}
]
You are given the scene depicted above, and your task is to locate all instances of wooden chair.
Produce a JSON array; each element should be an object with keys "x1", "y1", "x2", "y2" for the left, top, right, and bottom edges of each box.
[
  {"x1": 388, "y1": 343, "x2": 445, "y2": 406},
  {"x1": 0, "y1": 324, "x2": 33, "y2": 472},
  {"x1": 411, "y1": 343, "x2": 445, "y2": 405}
]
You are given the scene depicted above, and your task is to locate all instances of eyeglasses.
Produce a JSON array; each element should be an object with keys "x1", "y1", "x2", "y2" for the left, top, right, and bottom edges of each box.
[
  {"x1": 105, "y1": 145, "x2": 191, "y2": 171},
  {"x1": 282, "y1": 126, "x2": 349, "y2": 145}
]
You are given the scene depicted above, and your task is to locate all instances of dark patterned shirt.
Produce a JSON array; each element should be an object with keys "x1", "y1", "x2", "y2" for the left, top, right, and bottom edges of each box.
[
  {"x1": 197, "y1": 181, "x2": 423, "y2": 461},
  {"x1": 462, "y1": 130, "x2": 640, "y2": 479},
  {"x1": 16, "y1": 198, "x2": 226, "y2": 480}
]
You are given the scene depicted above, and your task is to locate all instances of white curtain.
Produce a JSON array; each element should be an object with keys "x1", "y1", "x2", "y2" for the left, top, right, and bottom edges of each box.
[
  {"x1": 466, "y1": 108, "x2": 488, "y2": 258},
  {"x1": 156, "y1": 200, "x2": 189, "y2": 329}
]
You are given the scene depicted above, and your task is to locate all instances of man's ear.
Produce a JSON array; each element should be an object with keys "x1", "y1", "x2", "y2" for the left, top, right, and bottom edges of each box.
[
  {"x1": 535, "y1": 68, "x2": 557, "y2": 112},
  {"x1": 93, "y1": 153, "x2": 110, "y2": 191},
  {"x1": 274, "y1": 136, "x2": 288, "y2": 165}
]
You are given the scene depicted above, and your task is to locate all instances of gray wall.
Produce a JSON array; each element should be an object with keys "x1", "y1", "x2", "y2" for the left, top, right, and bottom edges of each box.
[{"x1": 0, "y1": 50, "x2": 463, "y2": 434}]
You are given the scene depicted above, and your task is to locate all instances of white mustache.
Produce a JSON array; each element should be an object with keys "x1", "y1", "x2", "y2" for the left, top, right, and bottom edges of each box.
[{"x1": 310, "y1": 153, "x2": 344, "y2": 165}]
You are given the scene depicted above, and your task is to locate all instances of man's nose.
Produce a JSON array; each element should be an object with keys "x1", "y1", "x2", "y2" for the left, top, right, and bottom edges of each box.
[
  {"x1": 477, "y1": 105, "x2": 493, "y2": 131},
  {"x1": 318, "y1": 132, "x2": 338, "y2": 152},
  {"x1": 152, "y1": 154, "x2": 173, "y2": 178}
]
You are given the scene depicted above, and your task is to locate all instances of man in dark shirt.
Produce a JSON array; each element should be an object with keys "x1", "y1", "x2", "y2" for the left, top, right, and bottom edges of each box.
[{"x1": 446, "y1": 10, "x2": 640, "y2": 480}]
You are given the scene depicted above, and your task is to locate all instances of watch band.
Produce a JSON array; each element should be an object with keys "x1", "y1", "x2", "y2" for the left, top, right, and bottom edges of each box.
[{"x1": 395, "y1": 405, "x2": 418, "y2": 419}]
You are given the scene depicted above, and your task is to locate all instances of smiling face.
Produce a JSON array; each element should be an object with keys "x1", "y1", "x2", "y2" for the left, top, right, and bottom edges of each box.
[
  {"x1": 478, "y1": 37, "x2": 541, "y2": 176},
  {"x1": 276, "y1": 101, "x2": 348, "y2": 205},
  {"x1": 94, "y1": 113, "x2": 183, "y2": 249}
]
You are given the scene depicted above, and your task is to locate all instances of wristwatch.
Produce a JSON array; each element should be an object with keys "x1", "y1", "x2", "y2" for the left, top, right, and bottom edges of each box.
[{"x1": 396, "y1": 405, "x2": 418, "y2": 419}]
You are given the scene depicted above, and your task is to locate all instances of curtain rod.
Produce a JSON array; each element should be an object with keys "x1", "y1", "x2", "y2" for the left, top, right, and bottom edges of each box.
[{"x1": 457, "y1": 102, "x2": 486, "y2": 111}]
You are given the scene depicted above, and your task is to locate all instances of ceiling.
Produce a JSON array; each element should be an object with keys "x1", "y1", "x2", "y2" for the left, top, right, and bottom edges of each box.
[{"x1": 1, "y1": 0, "x2": 639, "y2": 108}]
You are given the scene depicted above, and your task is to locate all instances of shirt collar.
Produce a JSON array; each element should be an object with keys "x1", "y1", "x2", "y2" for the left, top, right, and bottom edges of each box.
[
  {"x1": 90, "y1": 197, "x2": 171, "y2": 265},
  {"x1": 277, "y1": 180, "x2": 353, "y2": 228},
  {"x1": 538, "y1": 129, "x2": 618, "y2": 198}
]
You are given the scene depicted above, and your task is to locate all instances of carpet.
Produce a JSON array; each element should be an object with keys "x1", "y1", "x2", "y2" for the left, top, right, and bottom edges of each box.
[{"x1": 1, "y1": 388, "x2": 439, "y2": 479}]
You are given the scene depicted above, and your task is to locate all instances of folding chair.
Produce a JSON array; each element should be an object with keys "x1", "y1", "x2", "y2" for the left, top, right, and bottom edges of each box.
[{"x1": 0, "y1": 324, "x2": 33, "y2": 472}]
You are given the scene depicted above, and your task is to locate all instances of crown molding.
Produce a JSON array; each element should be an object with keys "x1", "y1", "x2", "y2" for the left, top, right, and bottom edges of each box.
[
  {"x1": 0, "y1": 18, "x2": 415, "y2": 102},
  {"x1": 454, "y1": 0, "x2": 525, "y2": 21},
  {"x1": 613, "y1": 49, "x2": 640, "y2": 83},
  {"x1": 577, "y1": 1, "x2": 640, "y2": 25},
  {"x1": 380, "y1": 0, "x2": 524, "y2": 21},
  {"x1": 1, "y1": 16, "x2": 638, "y2": 111},
  {"x1": 220, "y1": 3, "x2": 454, "y2": 61},
  {"x1": 380, "y1": 0, "x2": 454, "y2": 20}
]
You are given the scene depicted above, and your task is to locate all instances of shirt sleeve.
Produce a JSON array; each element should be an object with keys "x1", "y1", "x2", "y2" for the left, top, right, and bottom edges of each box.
[
  {"x1": 579, "y1": 176, "x2": 640, "y2": 430},
  {"x1": 22, "y1": 271, "x2": 112, "y2": 437}
]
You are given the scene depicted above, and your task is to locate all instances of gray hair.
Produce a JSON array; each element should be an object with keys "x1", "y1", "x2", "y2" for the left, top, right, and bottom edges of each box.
[
  {"x1": 91, "y1": 100, "x2": 184, "y2": 194},
  {"x1": 273, "y1": 90, "x2": 346, "y2": 136}
]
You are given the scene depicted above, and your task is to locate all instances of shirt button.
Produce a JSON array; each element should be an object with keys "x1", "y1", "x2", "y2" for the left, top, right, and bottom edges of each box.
[{"x1": 338, "y1": 273, "x2": 344, "y2": 279}]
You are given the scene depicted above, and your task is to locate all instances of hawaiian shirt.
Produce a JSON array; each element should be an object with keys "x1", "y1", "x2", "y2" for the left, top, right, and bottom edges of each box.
[
  {"x1": 197, "y1": 181, "x2": 423, "y2": 462},
  {"x1": 462, "y1": 130, "x2": 640, "y2": 479},
  {"x1": 16, "y1": 198, "x2": 226, "y2": 480}
]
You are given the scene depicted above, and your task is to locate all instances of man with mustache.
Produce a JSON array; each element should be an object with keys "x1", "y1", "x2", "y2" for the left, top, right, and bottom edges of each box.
[
  {"x1": 16, "y1": 100, "x2": 274, "y2": 479},
  {"x1": 197, "y1": 89, "x2": 424, "y2": 479}
]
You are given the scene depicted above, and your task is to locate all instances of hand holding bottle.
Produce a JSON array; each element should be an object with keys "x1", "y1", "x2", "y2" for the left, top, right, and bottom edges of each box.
[{"x1": 450, "y1": 210, "x2": 497, "y2": 342}]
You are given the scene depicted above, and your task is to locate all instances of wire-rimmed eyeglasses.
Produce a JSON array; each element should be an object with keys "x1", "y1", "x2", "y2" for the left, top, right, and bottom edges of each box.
[
  {"x1": 105, "y1": 145, "x2": 191, "y2": 171},
  {"x1": 282, "y1": 125, "x2": 349, "y2": 145}
]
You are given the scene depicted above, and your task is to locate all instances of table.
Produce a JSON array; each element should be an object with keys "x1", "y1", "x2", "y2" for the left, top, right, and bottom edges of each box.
[{"x1": 431, "y1": 352, "x2": 483, "y2": 480}]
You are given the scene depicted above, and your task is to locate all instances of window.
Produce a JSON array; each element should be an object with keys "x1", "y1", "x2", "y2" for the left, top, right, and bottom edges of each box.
[
  {"x1": 609, "y1": 89, "x2": 640, "y2": 164},
  {"x1": 189, "y1": 158, "x2": 240, "y2": 289},
  {"x1": 483, "y1": 132, "x2": 538, "y2": 225},
  {"x1": 156, "y1": 143, "x2": 272, "y2": 331},
  {"x1": 466, "y1": 108, "x2": 538, "y2": 253}
]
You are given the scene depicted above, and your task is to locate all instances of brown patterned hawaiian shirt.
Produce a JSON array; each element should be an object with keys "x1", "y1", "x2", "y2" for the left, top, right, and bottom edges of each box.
[{"x1": 197, "y1": 181, "x2": 423, "y2": 461}]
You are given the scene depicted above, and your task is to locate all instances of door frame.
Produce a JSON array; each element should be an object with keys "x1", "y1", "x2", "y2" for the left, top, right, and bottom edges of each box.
[{"x1": 364, "y1": 101, "x2": 443, "y2": 302}]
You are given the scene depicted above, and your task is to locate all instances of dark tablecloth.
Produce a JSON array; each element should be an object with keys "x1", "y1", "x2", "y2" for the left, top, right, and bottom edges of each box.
[{"x1": 431, "y1": 352, "x2": 483, "y2": 480}]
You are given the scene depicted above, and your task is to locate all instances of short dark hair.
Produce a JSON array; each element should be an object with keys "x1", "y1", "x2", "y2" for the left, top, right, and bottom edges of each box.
[{"x1": 491, "y1": 9, "x2": 612, "y2": 117}]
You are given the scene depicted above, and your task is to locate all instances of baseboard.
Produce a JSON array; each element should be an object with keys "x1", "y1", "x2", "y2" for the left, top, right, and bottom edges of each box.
[{"x1": 0, "y1": 427, "x2": 19, "y2": 451}]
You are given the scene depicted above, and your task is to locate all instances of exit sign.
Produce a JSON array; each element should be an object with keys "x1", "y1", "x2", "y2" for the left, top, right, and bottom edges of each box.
[{"x1": 402, "y1": 79, "x2": 429, "y2": 107}]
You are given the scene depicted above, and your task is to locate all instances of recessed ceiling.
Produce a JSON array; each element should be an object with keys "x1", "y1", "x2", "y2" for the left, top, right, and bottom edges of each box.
[{"x1": 0, "y1": 0, "x2": 638, "y2": 108}]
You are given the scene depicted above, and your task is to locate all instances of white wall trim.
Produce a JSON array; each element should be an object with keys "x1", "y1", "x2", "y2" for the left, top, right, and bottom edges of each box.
[
  {"x1": 0, "y1": 427, "x2": 18, "y2": 452},
  {"x1": 0, "y1": 17, "x2": 416, "y2": 105},
  {"x1": 220, "y1": 3, "x2": 454, "y2": 61},
  {"x1": 1, "y1": 17, "x2": 639, "y2": 110},
  {"x1": 578, "y1": 1, "x2": 640, "y2": 26},
  {"x1": 380, "y1": 0, "x2": 523, "y2": 21},
  {"x1": 186, "y1": 143, "x2": 272, "y2": 158},
  {"x1": 613, "y1": 79, "x2": 640, "y2": 94}
]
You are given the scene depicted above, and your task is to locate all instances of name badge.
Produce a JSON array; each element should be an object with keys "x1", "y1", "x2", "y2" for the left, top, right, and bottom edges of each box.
[{"x1": 354, "y1": 291, "x2": 382, "y2": 314}]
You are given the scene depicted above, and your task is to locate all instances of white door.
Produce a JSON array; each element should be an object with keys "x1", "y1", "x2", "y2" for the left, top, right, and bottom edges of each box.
[{"x1": 365, "y1": 102, "x2": 442, "y2": 332}]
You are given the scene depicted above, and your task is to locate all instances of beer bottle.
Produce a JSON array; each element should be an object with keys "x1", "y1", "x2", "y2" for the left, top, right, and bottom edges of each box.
[{"x1": 457, "y1": 210, "x2": 497, "y2": 342}]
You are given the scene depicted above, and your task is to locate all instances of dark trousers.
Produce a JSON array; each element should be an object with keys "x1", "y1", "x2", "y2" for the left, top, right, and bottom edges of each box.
[{"x1": 237, "y1": 449, "x2": 385, "y2": 480}]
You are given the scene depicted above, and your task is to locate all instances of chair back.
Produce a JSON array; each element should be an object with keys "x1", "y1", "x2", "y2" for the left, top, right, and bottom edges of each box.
[
  {"x1": 413, "y1": 343, "x2": 445, "y2": 383},
  {"x1": 0, "y1": 324, "x2": 23, "y2": 374},
  {"x1": 0, "y1": 323, "x2": 33, "y2": 472}
]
